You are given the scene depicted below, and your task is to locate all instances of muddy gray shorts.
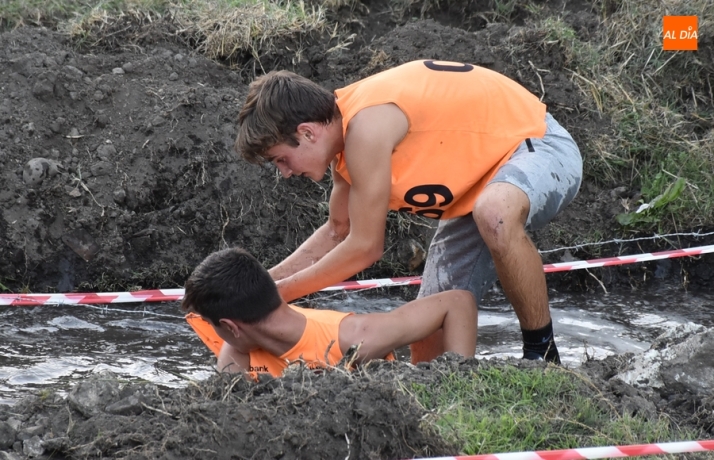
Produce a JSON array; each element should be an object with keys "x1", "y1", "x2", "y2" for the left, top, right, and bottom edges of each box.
[{"x1": 417, "y1": 113, "x2": 583, "y2": 301}]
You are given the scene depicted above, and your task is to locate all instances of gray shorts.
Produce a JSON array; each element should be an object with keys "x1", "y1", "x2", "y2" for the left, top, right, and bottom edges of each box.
[{"x1": 417, "y1": 113, "x2": 583, "y2": 301}]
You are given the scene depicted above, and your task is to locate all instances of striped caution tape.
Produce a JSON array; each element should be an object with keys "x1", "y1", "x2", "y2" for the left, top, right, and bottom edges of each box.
[
  {"x1": 1, "y1": 244, "x2": 713, "y2": 306},
  {"x1": 414, "y1": 439, "x2": 714, "y2": 460}
]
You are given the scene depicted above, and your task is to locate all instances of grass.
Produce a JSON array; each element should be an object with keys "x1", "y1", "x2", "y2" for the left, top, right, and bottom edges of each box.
[
  {"x1": 407, "y1": 364, "x2": 704, "y2": 457},
  {"x1": 64, "y1": 0, "x2": 327, "y2": 63},
  {"x1": 0, "y1": 0, "x2": 178, "y2": 30},
  {"x1": 1, "y1": 0, "x2": 327, "y2": 63},
  {"x1": 532, "y1": 0, "x2": 714, "y2": 233}
]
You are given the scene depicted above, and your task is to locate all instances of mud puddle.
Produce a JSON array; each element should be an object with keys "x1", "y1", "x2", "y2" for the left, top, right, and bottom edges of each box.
[
  {"x1": 319, "y1": 285, "x2": 714, "y2": 366},
  {"x1": 0, "y1": 304, "x2": 212, "y2": 406},
  {"x1": 1, "y1": 285, "x2": 712, "y2": 405}
]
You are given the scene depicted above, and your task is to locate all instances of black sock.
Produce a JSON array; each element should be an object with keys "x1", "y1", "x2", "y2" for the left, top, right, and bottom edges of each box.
[{"x1": 521, "y1": 320, "x2": 560, "y2": 364}]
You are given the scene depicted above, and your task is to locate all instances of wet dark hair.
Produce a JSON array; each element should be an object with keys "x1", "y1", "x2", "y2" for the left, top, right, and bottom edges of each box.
[
  {"x1": 236, "y1": 70, "x2": 337, "y2": 164},
  {"x1": 181, "y1": 247, "x2": 282, "y2": 325}
]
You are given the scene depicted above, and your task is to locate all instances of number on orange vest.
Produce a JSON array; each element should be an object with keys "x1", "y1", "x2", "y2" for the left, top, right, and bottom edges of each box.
[{"x1": 399, "y1": 184, "x2": 454, "y2": 219}]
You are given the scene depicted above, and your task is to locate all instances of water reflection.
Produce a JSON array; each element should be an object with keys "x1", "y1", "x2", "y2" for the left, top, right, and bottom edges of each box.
[{"x1": 0, "y1": 285, "x2": 712, "y2": 404}]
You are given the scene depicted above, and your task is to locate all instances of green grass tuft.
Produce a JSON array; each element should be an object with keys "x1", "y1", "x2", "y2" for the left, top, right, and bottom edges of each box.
[{"x1": 408, "y1": 365, "x2": 700, "y2": 456}]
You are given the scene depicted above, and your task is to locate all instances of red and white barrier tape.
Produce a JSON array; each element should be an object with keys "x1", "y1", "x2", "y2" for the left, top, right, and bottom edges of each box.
[
  {"x1": 416, "y1": 439, "x2": 714, "y2": 460},
  {"x1": 541, "y1": 244, "x2": 714, "y2": 273},
  {"x1": 1, "y1": 244, "x2": 713, "y2": 306}
]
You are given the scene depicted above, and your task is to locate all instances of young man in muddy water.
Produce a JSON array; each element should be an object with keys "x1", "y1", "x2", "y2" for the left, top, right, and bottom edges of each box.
[
  {"x1": 235, "y1": 60, "x2": 583, "y2": 364},
  {"x1": 183, "y1": 247, "x2": 477, "y2": 376}
]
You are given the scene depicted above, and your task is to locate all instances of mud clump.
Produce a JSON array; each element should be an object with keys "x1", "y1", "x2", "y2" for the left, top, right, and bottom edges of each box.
[
  {"x1": 1, "y1": 362, "x2": 457, "y2": 460},
  {"x1": 3, "y1": 354, "x2": 713, "y2": 459}
]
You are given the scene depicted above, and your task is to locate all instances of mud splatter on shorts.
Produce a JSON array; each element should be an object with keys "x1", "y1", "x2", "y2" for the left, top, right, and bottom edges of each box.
[{"x1": 418, "y1": 113, "x2": 583, "y2": 301}]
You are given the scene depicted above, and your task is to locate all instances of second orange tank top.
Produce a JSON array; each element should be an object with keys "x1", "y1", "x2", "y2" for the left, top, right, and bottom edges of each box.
[{"x1": 186, "y1": 306, "x2": 350, "y2": 378}]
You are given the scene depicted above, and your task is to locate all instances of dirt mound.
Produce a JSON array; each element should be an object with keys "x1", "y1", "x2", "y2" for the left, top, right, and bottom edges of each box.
[
  {"x1": 0, "y1": 26, "x2": 432, "y2": 293},
  {"x1": 2, "y1": 355, "x2": 711, "y2": 459},
  {"x1": 3, "y1": 361, "x2": 459, "y2": 459}
]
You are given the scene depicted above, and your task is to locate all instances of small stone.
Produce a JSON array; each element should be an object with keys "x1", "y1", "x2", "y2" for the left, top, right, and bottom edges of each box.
[
  {"x1": 22, "y1": 436, "x2": 43, "y2": 458},
  {"x1": 64, "y1": 65, "x2": 84, "y2": 80},
  {"x1": 95, "y1": 113, "x2": 110, "y2": 128},
  {"x1": 96, "y1": 143, "x2": 116, "y2": 160},
  {"x1": 105, "y1": 395, "x2": 144, "y2": 415},
  {"x1": 150, "y1": 115, "x2": 166, "y2": 127},
  {"x1": 50, "y1": 117, "x2": 66, "y2": 134},
  {"x1": 93, "y1": 90, "x2": 105, "y2": 101},
  {"x1": 90, "y1": 160, "x2": 113, "y2": 177},
  {"x1": 113, "y1": 188, "x2": 126, "y2": 204},
  {"x1": 68, "y1": 372, "x2": 122, "y2": 417},
  {"x1": 111, "y1": 67, "x2": 125, "y2": 75},
  {"x1": 0, "y1": 450, "x2": 22, "y2": 460},
  {"x1": 122, "y1": 62, "x2": 134, "y2": 73},
  {"x1": 168, "y1": 72, "x2": 179, "y2": 81},
  {"x1": 23, "y1": 158, "x2": 62, "y2": 187}
]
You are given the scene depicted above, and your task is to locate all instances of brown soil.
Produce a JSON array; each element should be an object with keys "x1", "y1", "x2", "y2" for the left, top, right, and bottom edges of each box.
[
  {"x1": 1, "y1": 356, "x2": 712, "y2": 460},
  {"x1": 1, "y1": 0, "x2": 712, "y2": 294},
  {"x1": 1, "y1": 0, "x2": 714, "y2": 458}
]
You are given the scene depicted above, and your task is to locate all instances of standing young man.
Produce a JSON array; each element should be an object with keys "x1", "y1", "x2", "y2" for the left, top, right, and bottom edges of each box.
[{"x1": 235, "y1": 60, "x2": 582, "y2": 364}]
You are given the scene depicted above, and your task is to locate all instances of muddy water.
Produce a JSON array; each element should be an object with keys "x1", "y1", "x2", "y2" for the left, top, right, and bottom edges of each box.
[{"x1": 1, "y1": 286, "x2": 712, "y2": 405}]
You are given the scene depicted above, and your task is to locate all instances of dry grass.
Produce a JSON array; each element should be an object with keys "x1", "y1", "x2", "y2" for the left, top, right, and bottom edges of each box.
[
  {"x1": 539, "y1": 0, "x2": 713, "y2": 231},
  {"x1": 175, "y1": 0, "x2": 326, "y2": 62},
  {"x1": 57, "y1": 0, "x2": 328, "y2": 63}
]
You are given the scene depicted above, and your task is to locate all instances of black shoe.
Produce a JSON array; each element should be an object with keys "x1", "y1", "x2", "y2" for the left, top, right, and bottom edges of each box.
[{"x1": 522, "y1": 342, "x2": 561, "y2": 365}]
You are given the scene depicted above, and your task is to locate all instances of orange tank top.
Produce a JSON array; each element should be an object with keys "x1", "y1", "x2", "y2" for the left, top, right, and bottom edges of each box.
[
  {"x1": 186, "y1": 306, "x2": 350, "y2": 378},
  {"x1": 334, "y1": 60, "x2": 547, "y2": 219}
]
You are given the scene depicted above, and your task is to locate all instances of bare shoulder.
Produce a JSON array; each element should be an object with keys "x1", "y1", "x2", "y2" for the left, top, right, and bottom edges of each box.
[
  {"x1": 217, "y1": 342, "x2": 250, "y2": 374},
  {"x1": 346, "y1": 103, "x2": 408, "y2": 147}
]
